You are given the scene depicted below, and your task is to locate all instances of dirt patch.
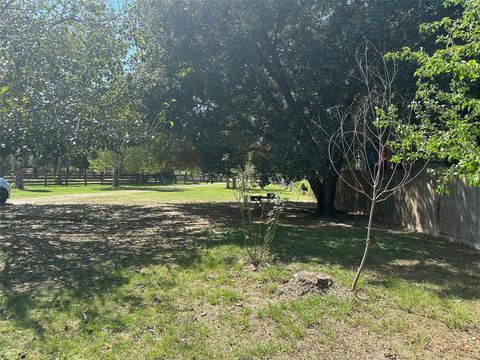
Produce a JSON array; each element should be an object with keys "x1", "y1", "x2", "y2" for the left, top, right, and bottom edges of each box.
[
  {"x1": 243, "y1": 262, "x2": 258, "y2": 272},
  {"x1": 280, "y1": 271, "x2": 334, "y2": 297}
]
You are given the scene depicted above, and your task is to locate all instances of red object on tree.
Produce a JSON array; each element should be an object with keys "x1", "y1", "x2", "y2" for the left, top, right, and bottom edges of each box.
[{"x1": 380, "y1": 145, "x2": 388, "y2": 170}]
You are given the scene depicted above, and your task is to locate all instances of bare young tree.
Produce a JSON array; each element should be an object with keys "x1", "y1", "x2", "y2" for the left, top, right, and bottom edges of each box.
[
  {"x1": 316, "y1": 45, "x2": 427, "y2": 290},
  {"x1": 233, "y1": 163, "x2": 284, "y2": 269}
]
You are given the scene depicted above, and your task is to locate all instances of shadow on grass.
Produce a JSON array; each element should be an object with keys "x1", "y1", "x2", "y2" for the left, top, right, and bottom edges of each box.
[
  {"x1": 171, "y1": 202, "x2": 480, "y2": 300},
  {"x1": 0, "y1": 201, "x2": 478, "y2": 337},
  {"x1": 97, "y1": 186, "x2": 188, "y2": 192},
  {"x1": 0, "y1": 203, "x2": 203, "y2": 337},
  {"x1": 273, "y1": 226, "x2": 479, "y2": 299},
  {"x1": 16, "y1": 188, "x2": 52, "y2": 193}
]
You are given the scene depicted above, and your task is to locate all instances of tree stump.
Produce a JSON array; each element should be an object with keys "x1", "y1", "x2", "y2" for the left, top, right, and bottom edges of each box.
[{"x1": 280, "y1": 271, "x2": 334, "y2": 297}]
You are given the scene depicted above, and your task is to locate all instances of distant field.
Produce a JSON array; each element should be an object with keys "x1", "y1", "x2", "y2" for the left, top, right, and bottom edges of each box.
[{"x1": 9, "y1": 183, "x2": 315, "y2": 204}]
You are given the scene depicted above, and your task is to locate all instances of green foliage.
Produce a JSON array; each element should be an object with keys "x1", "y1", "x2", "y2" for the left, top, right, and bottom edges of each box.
[
  {"x1": 0, "y1": 1, "x2": 131, "y2": 165},
  {"x1": 0, "y1": 0, "x2": 171, "y2": 179},
  {"x1": 393, "y1": 0, "x2": 480, "y2": 193},
  {"x1": 148, "y1": 133, "x2": 199, "y2": 172},
  {"x1": 90, "y1": 150, "x2": 123, "y2": 173},
  {"x1": 91, "y1": 144, "x2": 182, "y2": 174},
  {"x1": 136, "y1": 0, "x2": 448, "y2": 209}
]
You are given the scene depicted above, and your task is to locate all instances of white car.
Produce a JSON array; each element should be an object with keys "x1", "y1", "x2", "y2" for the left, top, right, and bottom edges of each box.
[{"x1": 0, "y1": 177, "x2": 10, "y2": 205}]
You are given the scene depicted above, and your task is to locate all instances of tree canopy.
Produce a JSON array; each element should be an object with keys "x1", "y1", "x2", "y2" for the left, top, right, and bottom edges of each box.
[
  {"x1": 0, "y1": 0, "x2": 466, "y2": 200},
  {"x1": 1, "y1": 1, "x2": 134, "y2": 174},
  {"x1": 0, "y1": 0, "x2": 174, "y2": 185},
  {"x1": 134, "y1": 0, "x2": 451, "y2": 212}
]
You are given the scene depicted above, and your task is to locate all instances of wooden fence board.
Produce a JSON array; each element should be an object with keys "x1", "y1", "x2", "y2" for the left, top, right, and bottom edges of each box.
[
  {"x1": 1, "y1": 172, "x2": 226, "y2": 187},
  {"x1": 335, "y1": 170, "x2": 480, "y2": 250}
]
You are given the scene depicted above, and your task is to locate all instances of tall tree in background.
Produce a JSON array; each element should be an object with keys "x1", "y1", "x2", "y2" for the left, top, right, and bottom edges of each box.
[
  {"x1": 0, "y1": 0, "x2": 130, "y2": 180},
  {"x1": 96, "y1": 75, "x2": 168, "y2": 187},
  {"x1": 136, "y1": 0, "x2": 451, "y2": 214}
]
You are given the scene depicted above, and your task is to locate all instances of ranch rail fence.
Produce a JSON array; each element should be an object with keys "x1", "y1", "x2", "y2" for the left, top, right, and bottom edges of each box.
[
  {"x1": 1, "y1": 171, "x2": 227, "y2": 187},
  {"x1": 335, "y1": 169, "x2": 480, "y2": 250}
]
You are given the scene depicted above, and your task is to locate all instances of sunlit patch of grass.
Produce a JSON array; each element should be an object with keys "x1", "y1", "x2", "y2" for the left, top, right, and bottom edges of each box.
[
  {"x1": 376, "y1": 277, "x2": 479, "y2": 330},
  {"x1": 207, "y1": 288, "x2": 244, "y2": 306},
  {"x1": 10, "y1": 182, "x2": 315, "y2": 204},
  {"x1": 256, "y1": 265, "x2": 291, "y2": 283}
]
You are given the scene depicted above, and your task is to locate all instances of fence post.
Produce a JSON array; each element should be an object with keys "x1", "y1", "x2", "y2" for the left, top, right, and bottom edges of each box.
[
  {"x1": 44, "y1": 173, "x2": 47, "y2": 187},
  {"x1": 65, "y1": 167, "x2": 69, "y2": 186},
  {"x1": 84, "y1": 172, "x2": 87, "y2": 186},
  {"x1": 101, "y1": 172, "x2": 104, "y2": 185}
]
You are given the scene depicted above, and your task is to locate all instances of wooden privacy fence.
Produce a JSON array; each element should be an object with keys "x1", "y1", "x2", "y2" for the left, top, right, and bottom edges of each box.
[
  {"x1": 2, "y1": 172, "x2": 227, "y2": 187},
  {"x1": 335, "y1": 169, "x2": 480, "y2": 250}
]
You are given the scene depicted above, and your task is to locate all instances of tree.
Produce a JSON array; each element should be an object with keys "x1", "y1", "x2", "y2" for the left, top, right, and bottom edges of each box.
[
  {"x1": 323, "y1": 47, "x2": 427, "y2": 290},
  {"x1": 136, "y1": 0, "x2": 451, "y2": 214},
  {"x1": 96, "y1": 74, "x2": 169, "y2": 186},
  {"x1": 148, "y1": 133, "x2": 199, "y2": 172},
  {"x1": 394, "y1": 0, "x2": 480, "y2": 193},
  {"x1": 0, "y1": 0, "x2": 130, "y2": 185}
]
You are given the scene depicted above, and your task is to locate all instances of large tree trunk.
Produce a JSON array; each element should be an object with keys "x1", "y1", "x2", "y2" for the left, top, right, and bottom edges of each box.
[
  {"x1": 226, "y1": 176, "x2": 230, "y2": 189},
  {"x1": 12, "y1": 155, "x2": 24, "y2": 189},
  {"x1": 14, "y1": 168, "x2": 24, "y2": 189},
  {"x1": 308, "y1": 177, "x2": 324, "y2": 213},
  {"x1": 112, "y1": 155, "x2": 124, "y2": 188},
  {"x1": 308, "y1": 175, "x2": 338, "y2": 215},
  {"x1": 112, "y1": 165, "x2": 121, "y2": 187},
  {"x1": 322, "y1": 175, "x2": 338, "y2": 215},
  {"x1": 56, "y1": 157, "x2": 64, "y2": 185}
]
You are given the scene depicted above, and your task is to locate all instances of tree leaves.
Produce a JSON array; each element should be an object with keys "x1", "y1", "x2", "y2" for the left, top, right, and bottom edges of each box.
[
  {"x1": 394, "y1": 0, "x2": 480, "y2": 192},
  {"x1": 0, "y1": 0, "x2": 132, "y2": 166}
]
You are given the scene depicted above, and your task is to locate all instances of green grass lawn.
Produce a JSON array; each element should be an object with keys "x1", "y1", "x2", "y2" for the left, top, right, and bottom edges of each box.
[
  {"x1": 0, "y1": 193, "x2": 478, "y2": 359},
  {"x1": 10, "y1": 184, "x2": 111, "y2": 199},
  {"x1": 10, "y1": 183, "x2": 315, "y2": 203}
]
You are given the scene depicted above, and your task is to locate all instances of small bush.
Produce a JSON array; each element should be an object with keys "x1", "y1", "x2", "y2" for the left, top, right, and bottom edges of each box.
[{"x1": 233, "y1": 164, "x2": 285, "y2": 268}]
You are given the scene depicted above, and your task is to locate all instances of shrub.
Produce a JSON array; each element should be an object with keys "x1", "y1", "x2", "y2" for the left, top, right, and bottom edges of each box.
[{"x1": 233, "y1": 164, "x2": 285, "y2": 268}]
